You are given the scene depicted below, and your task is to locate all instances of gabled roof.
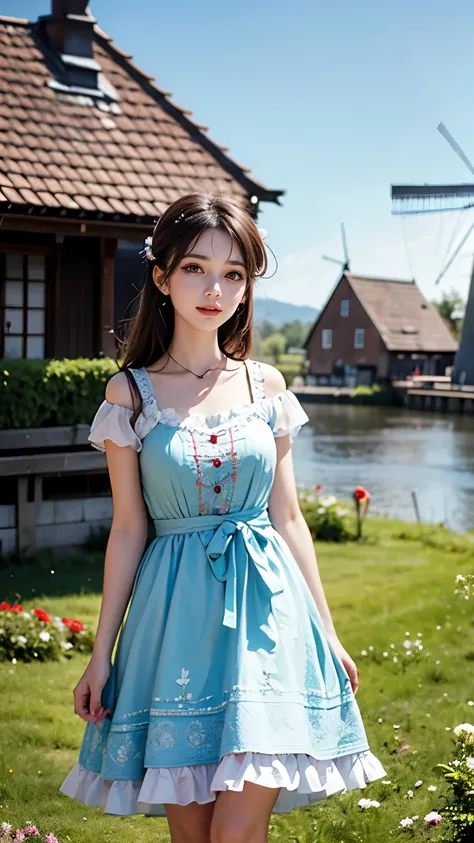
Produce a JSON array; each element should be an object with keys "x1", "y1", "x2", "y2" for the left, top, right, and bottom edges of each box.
[
  {"x1": 0, "y1": 14, "x2": 283, "y2": 223},
  {"x1": 305, "y1": 272, "x2": 458, "y2": 353}
]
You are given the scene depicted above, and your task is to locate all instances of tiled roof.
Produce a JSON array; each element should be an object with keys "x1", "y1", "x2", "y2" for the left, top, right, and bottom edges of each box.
[
  {"x1": 0, "y1": 15, "x2": 282, "y2": 222},
  {"x1": 346, "y1": 274, "x2": 458, "y2": 352}
]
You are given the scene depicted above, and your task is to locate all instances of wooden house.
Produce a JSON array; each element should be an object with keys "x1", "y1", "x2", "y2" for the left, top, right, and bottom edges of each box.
[
  {"x1": 304, "y1": 272, "x2": 458, "y2": 386},
  {"x1": 0, "y1": 1, "x2": 282, "y2": 554}
]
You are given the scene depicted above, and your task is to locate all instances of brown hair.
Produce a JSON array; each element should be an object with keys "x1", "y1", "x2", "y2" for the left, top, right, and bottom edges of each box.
[{"x1": 116, "y1": 192, "x2": 268, "y2": 421}]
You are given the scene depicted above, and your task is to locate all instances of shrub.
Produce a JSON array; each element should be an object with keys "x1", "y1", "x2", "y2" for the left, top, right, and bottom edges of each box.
[
  {"x1": 298, "y1": 489, "x2": 352, "y2": 542},
  {"x1": 0, "y1": 603, "x2": 94, "y2": 662},
  {"x1": 436, "y1": 724, "x2": 474, "y2": 841}
]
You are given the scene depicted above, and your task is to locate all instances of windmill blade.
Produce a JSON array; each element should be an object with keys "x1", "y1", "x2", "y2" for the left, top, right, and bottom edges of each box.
[
  {"x1": 437, "y1": 122, "x2": 474, "y2": 176},
  {"x1": 435, "y1": 218, "x2": 474, "y2": 285},
  {"x1": 340, "y1": 223, "x2": 350, "y2": 267},
  {"x1": 321, "y1": 254, "x2": 345, "y2": 266},
  {"x1": 391, "y1": 183, "x2": 474, "y2": 213}
]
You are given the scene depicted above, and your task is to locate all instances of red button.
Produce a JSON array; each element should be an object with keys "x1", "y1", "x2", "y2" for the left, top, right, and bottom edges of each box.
[
  {"x1": 210, "y1": 434, "x2": 218, "y2": 444},
  {"x1": 214, "y1": 485, "x2": 222, "y2": 494},
  {"x1": 213, "y1": 458, "x2": 222, "y2": 468}
]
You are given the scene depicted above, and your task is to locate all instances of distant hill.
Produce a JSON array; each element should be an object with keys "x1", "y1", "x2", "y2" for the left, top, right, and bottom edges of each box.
[{"x1": 254, "y1": 297, "x2": 318, "y2": 327}]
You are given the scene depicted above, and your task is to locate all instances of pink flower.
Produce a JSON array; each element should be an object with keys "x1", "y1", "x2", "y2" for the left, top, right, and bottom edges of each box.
[
  {"x1": 424, "y1": 811, "x2": 442, "y2": 825},
  {"x1": 13, "y1": 832, "x2": 26, "y2": 842},
  {"x1": 44, "y1": 835, "x2": 58, "y2": 843},
  {"x1": 22, "y1": 827, "x2": 40, "y2": 837}
]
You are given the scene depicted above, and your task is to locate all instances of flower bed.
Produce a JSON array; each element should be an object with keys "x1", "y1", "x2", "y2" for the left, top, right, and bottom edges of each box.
[
  {"x1": 0, "y1": 603, "x2": 94, "y2": 663},
  {"x1": 0, "y1": 823, "x2": 59, "y2": 842}
]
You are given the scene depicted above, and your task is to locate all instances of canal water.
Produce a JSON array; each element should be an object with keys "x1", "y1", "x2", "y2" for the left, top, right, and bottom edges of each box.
[{"x1": 292, "y1": 403, "x2": 474, "y2": 534}]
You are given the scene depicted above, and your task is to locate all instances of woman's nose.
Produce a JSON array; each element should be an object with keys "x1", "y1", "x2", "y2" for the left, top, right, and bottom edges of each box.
[{"x1": 204, "y1": 279, "x2": 222, "y2": 297}]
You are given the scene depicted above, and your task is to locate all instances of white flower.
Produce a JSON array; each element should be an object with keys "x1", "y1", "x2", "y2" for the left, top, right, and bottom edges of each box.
[
  {"x1": 60, "y1": 641, "x2": 73, "y2": 650},
  {"x1": 369, "y1": 645, "x2": 374, "y2": 651},
  {"x1": 361, "y1": 650, "x2": 368, "y2": 656},
  {"x1": 468, "y1": 701, "x2": 474, "y2": 706},
  {"x1": 415, "y1": 779, "x2": 423, "y2": 787},
  {"x1": 393, "y1": 724, "x2": 400, "y2": 729},
  {"x1": 393, "y1": 656, "x2": 398, "y2": 663},
  {"x1": 411, "y1": 815, "x2": 419, "y2": 820},
  {"x1": 358, "y1": 798, "x2": 372, "y2": 808},
  {"x1": 399, "y1": 817, "x2": 414, "y2": 828},
  {"x1": 383, "y1": 651, "x2": 388, "y2": 657},
  {"x1": 11, "y1": 657, "x2": 17, "y2": 664},
  {"x1": 428, "y1": 785, "x2": 437, "y2": 791},
  {"x1": 23, "y1": 612, "x2": 31, "y2": 619},
  {"x1": 320, "y1": 495, "x2": 337, "y2": 507},
  {"x1": 436, "y1": 625, "x2": 441, "y2": 630},
  {"x1": 407, "y1": 789, "x2": 414, "y2": 797},
  {"x1": 382, "y1": 779, "x2": 391, "y2": 784},
  {"x1": 466, "y1": 757, "x2": 474, "y2": 770},
  {"x1": 403, "y1": 640, "x2": 412, "y2": 649},
  {"x1": 17, "y1": 635, "x2": 27, "y2": 644},
  {"x1": 405, "y1": 631, "x2": 410, "y2": 636},
  {"x1": 453, "y1": 723, "x2": 474, "y2": 737},
  {"x1": 378, "y1": 718, "x2": 383, "y2": 723},
  {"x1": 39, "y1": 631, "x2": 51, "y2": 642}
]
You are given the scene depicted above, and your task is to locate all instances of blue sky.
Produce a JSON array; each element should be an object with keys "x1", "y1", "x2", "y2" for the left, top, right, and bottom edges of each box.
[{"x1": 5, "y1": 0, "x2": 474, "y2": 307}]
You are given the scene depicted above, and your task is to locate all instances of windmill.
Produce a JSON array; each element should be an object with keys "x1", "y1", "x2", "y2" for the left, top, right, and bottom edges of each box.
[
  {"x1": 321, "y1": 223, "x2": 350, "y2": 272},
  {"x1": 391, "y1": 122, "x2": 474, "y2": 384}
]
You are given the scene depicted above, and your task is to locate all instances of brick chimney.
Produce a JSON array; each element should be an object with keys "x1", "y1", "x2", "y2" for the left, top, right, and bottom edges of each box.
[{"x1": 38, "y1": 1, "x2": 101, "y2": 91}]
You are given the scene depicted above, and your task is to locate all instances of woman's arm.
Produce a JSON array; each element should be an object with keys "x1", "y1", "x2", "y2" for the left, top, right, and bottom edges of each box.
[
  {"x1": 92, "y1": 372, "x2": 149, "y2": 661},
  {"x1": 262, "y1": 364, "x2": 359, "y2": 693}
]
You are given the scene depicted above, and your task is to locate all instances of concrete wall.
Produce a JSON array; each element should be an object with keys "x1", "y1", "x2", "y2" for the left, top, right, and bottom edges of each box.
[{"x1": 0, "y1": 496, "x2": 113, "y2": 554}]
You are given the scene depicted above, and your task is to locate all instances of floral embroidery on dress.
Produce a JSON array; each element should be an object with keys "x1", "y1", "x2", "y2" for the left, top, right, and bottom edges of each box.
[
  {"x1": 175, "y1": 667, "x2": 192, "y2": 701},
  {"x1": 148, "y1": 719, "x2": 178, "y2": 749},
  {"x1": 186, "y1": 719, "x2": 207, "y2": 746}
]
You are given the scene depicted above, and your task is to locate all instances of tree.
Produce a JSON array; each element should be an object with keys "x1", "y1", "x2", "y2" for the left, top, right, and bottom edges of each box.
[
  {"x1": 262, "y1": 332, "x2": 286, "y2": 364},
  {"x1": 433, "y1": 288, "x2": 465, "y2": 340},
  {"x1": 280, "y1": 320, "x2": 312, "y2": 350},
  {"x1": 259, "y1": 320, "x2": 277, "y2": 340}
]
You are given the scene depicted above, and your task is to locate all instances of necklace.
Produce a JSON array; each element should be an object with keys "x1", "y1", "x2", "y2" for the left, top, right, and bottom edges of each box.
[{"x1": 165, "y1": 350, "x2": 228, "y2": 379}]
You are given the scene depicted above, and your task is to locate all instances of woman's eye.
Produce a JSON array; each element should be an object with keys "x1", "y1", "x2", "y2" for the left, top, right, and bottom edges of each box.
[
  {"x1": 183, "y1": 263, "x2": 203, "y2": 274},
  {"x1": 227, "y1": 271, "x2": 244, "y2": 281}
]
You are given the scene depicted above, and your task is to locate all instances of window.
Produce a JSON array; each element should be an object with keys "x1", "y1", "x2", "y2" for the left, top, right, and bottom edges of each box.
[
  {"x1": 3, "y1": 254, "x2": 46, "y2": 359},
  {"x1": 322, "y1": 329, "x2": 333, "y2": 349},
  {"x1": 340, "y1": 299, "x2": 349, "y2": 317},
  {"x1": 354, "y1": 328, "x2": 365, "y2": 349}
]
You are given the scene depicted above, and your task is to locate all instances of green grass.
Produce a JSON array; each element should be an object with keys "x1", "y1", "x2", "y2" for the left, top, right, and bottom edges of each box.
[{"x1": 1, "y1": 521, "x2": 473, "y2": 842}]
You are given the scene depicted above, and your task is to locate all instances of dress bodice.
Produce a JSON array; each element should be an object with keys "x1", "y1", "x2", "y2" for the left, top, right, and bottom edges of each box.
[{"x1": 88, "y1": 360, "x2": 309, "y2": 522}]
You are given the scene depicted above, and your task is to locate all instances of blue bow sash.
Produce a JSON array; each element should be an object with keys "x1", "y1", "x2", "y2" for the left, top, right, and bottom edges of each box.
[{"x1": 153, "y1": 508, "x2": 296, "y2": 652}]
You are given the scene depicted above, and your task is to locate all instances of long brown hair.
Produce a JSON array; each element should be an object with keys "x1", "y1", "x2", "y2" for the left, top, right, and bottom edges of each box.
[{"x1": 117, "y1": 192, "x2": 268, "y2": 420}]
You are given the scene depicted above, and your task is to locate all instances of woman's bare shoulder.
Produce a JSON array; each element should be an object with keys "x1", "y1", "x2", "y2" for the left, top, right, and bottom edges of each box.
[
  {"x1": 104, "y1": 370, "x2": 136, "y2": 411},
  {"x1": 257, "y1": 362, "x2": 287, "y2": 398}
]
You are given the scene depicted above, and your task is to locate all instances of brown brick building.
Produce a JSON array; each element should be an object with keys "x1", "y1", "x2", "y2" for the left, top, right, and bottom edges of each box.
[{"x1": 304, "y1": 273, "x2": 458, "y2": 386}]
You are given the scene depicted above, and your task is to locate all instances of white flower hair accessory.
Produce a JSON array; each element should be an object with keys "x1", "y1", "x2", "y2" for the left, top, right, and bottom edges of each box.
[
  {"x1": 257, "y1": 227, "x2": 268, "y2": 241},
  {"x1": 140, "y1": 236, "x2": 155, "y2": 262}
]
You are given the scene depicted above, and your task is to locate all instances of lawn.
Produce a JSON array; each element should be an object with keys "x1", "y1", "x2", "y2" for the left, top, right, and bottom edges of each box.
[{"x1": 0, "y1": 519, "x2": 473, "y2": 842}]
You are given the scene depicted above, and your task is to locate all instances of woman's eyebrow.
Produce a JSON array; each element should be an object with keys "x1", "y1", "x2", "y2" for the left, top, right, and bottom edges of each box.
[{"x1": 184, "y1": 252, "x2": 246, "y2": 268}]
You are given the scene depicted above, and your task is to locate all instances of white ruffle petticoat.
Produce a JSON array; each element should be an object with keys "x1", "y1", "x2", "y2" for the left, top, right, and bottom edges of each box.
[{"x1": 60, "y1": 749, "x2": 386, "y2": 815}]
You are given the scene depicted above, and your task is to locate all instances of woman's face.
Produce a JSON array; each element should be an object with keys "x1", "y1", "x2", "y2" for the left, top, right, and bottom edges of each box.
[{"x1": 153, "y1": 227, "x2": 248, "y2": 332}]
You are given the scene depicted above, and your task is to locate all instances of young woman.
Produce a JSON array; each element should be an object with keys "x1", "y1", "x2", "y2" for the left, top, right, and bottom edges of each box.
[{"x1": 60, "y1": 193, "x2": 386, "y2": 842}]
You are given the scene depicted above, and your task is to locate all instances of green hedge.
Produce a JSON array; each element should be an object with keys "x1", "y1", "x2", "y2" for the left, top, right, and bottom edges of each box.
[{"x1": 0, "y1": 358, "x2": 119, "y2": 430}]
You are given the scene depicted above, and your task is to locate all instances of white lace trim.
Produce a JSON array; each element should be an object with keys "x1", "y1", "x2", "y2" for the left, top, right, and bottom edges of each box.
[{"x1": 59, "y1": 749, "x2": 387, "y2": 816}]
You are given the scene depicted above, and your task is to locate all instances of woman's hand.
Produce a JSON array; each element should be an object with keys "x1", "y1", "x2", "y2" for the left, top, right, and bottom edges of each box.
[
  {"x1": 73, "y1": 655, "x2": 111, "y2": 724},
  {"x1": 327, "y1": 635, "x2": 359, "y2": 695}
]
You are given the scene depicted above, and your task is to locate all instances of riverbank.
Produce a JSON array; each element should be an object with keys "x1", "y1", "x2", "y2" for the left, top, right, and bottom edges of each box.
[{"x1": 0, "y1": 517, "x2": 473, "y2": 842}]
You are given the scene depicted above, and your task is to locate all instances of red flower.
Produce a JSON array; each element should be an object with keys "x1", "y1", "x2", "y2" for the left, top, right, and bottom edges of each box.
[
  {"x1": 33, "y1": 608, "x2": 52, "y2": 623},
  {"x1": 354, "y1": 486, "x2": 370, "y2": 503},
  {"x1": 0, "y1": 602, "x2": 12, "y2": 611},
  {"x1": 314, "y1": 484, "x2": 322, "y2": 492},
  {"x1": 11, "y1": 604, "x2": 23, "y2": 613},
  {"x1": 63, "y1": 618, "x2": 84, "y2": 633}
]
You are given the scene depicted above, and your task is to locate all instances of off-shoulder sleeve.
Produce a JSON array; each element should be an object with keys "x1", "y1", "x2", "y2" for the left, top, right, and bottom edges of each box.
[
  {"x1": 266, "y1": 390, "x2": 309, "y2": 440},
  {"x1": 88, "y1": 401, "x2": 147, "y2": 453}
]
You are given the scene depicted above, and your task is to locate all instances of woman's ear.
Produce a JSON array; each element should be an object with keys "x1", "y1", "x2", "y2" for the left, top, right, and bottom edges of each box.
[{"x1": 152, "y1": 265, "x2": 169, "y2": 295}]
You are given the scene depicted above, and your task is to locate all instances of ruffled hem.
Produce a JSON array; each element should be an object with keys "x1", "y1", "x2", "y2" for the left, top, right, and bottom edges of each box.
[{"x1": 59, "y1": 749, "x2": 387, "y2": 816}]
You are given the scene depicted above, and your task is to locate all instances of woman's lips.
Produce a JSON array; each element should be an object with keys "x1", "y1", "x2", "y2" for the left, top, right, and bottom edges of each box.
[{"x1": 196, "y1": 306, "x2": 222, "y2": 316}]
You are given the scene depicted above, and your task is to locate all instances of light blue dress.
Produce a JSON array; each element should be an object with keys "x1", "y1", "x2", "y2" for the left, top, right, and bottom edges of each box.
[{"x1": 60, "y1": 360, "x2": 386, "y2": 815}]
